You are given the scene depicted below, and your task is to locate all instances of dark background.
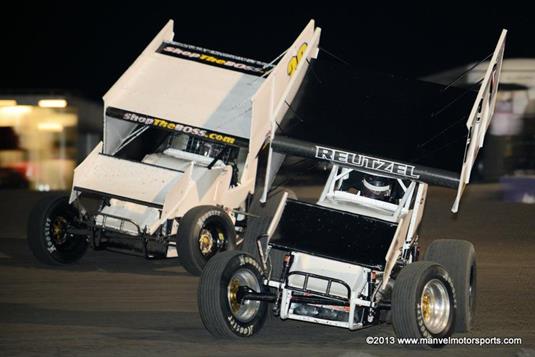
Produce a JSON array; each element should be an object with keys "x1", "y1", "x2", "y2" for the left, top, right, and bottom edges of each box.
[{"x1": 1, "y1": 2, "x2": 533, "y2": 99}]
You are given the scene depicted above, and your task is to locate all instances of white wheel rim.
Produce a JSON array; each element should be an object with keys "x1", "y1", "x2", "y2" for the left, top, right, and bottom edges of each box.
[
  {"x1": 420, "y1": 278, "x2": 451, "y2": 334},
  {"x1": 227, "y1": 268, "x2": 261, "y2": 323}
]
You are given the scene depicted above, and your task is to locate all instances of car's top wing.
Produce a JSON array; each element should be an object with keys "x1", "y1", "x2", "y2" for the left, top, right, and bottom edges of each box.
[
  {"x1": 102, "y1": 20, "x2": 321, "y2": 161},
  {"x1": 268, "y1": 30, "x2": 506, "y2": 213},
  {"x1": 102, "y1": 20, "x2": 271, "y2": 155}
]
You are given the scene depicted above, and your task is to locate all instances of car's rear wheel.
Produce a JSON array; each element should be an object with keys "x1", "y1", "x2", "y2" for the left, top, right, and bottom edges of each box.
[
  {"x1": 198, "y1": 251, "x2": 268, "y2": 338},
  {"x1": 177, "y1": 206, "x2": 236, "y2": 276},
  {"x1": 425, "y1": 239, "x2": 476, "y2": 332},
  {"x1": 392, "y1": 261, "x2": 456, "y2": 348},
  {"x1": 27, "y1": 194, "x2": 88, "y2": 265}
]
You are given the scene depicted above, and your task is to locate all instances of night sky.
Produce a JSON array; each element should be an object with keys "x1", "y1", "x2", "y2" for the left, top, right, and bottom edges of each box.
[{"x1": 2, "y1": 2, "x2": 534, "y2": 100}]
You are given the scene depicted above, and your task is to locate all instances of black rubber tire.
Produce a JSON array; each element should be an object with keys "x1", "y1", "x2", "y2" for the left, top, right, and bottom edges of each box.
[
  {"x1": 198, "y1": 250, "x2": 268, "y2": 338},
  {"x1": 392, "y1": 261, "x2": 456, "y2": 348},
  {"x1": 27, "y1": 194, "x2": 88, "y2": 265},
  {"x1": 424, "y1": 239, "x2": 476, "y2": 332},
  {"x1": 177, "y1": 205, "x2": 236, "y2": 276}
]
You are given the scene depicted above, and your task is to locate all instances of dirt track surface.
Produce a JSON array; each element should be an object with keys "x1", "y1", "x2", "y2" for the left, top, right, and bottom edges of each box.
[{"x1": 1, "y1": 185, "x2": 534, "y2": 356}]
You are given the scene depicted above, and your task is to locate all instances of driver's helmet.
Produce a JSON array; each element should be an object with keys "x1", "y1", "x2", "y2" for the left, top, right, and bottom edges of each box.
[{"x1": 361, "y1": 174, "x2": 394, "y2": 201}]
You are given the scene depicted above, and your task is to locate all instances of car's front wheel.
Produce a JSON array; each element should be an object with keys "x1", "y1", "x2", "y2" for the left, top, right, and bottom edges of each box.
[
  {"x1": 177, "y1": 205, "x2": 236, "y2": 276},
  {"x1": 27, "y1": 194, "x2": 88, "y2": 265},
  {"x1": 198, "y1": 251, "x2": 268, "y2": 338},
  {"x1": 392, "y1": 261, "x2": 456, "y2": 348}
]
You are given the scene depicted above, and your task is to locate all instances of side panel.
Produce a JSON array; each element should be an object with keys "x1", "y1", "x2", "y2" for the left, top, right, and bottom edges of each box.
[
  {"x1": 250, "y1": 21, "x2": 321, "y2": 200},
  {"x1": 271, "y1": 21, "x2": 321, "y2": 128},
  {"x1": 381, "y1": 213, "x2": 411, "y2": 290},
  {"x1": 406, "y1": 182, "x2": 428, "y2": 242},
  {"x1": 452, "y1": 30, "x2": 507, "y2": 212},
  {"x1": 250, "y1": 20, "x2": 321, "y2": 157},
  {"x1": 250, "y1": 74, "x2": 272, "y2": 158},
  {"x1": 103, "y1": 20, "x2": 175, "y2": 154}
]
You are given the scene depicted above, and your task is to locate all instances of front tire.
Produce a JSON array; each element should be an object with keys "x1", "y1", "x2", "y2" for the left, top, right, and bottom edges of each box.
[
  {"x1": 27, "y1": 194, "x2": 88, "y2": 265},
  {"x1": 198, "y1": 251, "x2": 268, "y2": 338},
  {"x1": 392, "y1": 261, "x2": 456, "y2": 347},
  {"x1": 425, "y1": 239, "x2": 476, "y2": 332},
  {"x1": 177, "y1": 206, "x2": 236, "y2": 276}
]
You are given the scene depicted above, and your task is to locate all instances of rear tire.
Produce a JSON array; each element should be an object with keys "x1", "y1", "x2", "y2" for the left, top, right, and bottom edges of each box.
[
  {"x1": 425, "y1": 239, "x2": 476, "y2": 332},
  {"x1": 392, "y1": 261, "x2": 456, "y2": 348},
  {"x1": 198, "y1": 251, "x2": 268, "y2": 338},
  {"x1": 27, "y1": 194, "x2": 88, "y2": 265},
  {"x1": 177, "y1": 206, "x2": 236, "y2": 276}
]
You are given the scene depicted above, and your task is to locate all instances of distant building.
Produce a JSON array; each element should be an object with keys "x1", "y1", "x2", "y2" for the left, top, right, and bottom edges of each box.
[{"x1": 0, "y1": 93, "x2": 102, "y2": 190}]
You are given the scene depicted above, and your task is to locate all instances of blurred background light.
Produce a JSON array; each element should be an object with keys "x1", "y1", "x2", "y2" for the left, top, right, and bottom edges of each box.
[
  {"x1": 38, "y1": 99, "x2": 67, "y2": 108},
  {"x1": 37, "y1": 122, "x2": 64, "y2": 132},
  {"x1": 0, "y1": 105, "x2": 33, "y2": 116},
  {"x1": 0, "y1": 100, "x2": 17, "y2": 106}
]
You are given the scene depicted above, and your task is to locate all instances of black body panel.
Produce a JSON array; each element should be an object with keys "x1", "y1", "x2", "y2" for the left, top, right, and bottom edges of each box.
[
  {"x1": 269, "y1": 199, "x2": 397, "y2": 269},
  {"x1": 279, "y1": 55, "x2": 478, "y2": 176}
]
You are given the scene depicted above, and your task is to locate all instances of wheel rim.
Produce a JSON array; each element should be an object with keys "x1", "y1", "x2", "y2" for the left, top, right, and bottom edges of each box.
[
  {"x1": 51, "y1": 216, "x2": 69, "y2": 245},
  {"x1": 46, "y1": 201, "x2": 85, "y2": 255},
  {"x1": 198, "y1": 228, "x2": 215, "y2": 255},
  {"x1": 227, "y1": 268, "x2": 261, "y2": 323},
  {"x1": 198, "y1": 224, "x2": 226, "y2": 259},
  {"x1": 420, "y1": 278, "x2": 451, "y2": 334}
]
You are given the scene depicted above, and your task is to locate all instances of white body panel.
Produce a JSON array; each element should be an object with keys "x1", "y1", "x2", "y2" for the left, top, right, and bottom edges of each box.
[{"x1": 73, "y1": 143, "x2": 182, "y2": 207}]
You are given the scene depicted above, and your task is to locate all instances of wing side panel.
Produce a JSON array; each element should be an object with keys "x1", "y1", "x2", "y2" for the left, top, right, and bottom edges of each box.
[{"x1": 452, "y1": 29, "x2": 507, "y2": 213}]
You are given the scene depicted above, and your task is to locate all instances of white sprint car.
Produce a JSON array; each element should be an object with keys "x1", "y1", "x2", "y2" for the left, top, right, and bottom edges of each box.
[
  {"x1": 198, "y1": 27, "x2": 506, "y2": 347},
  {"x1": 27, "y1": 20, "x2": 321, "y2": 275}
]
